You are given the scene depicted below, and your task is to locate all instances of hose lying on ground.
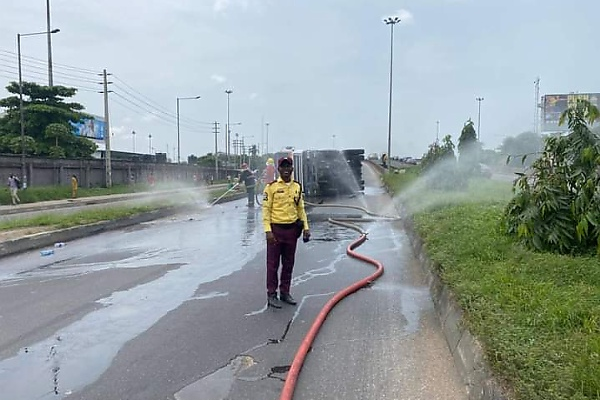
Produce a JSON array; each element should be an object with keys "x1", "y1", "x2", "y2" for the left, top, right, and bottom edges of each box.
[
  {"x1": 209, "y1": 183, "x2": 240, "y2": 207},
  {"x1": 279, "y1": 203, "x2": 392, "y2": 400},
  {"x1": 305, "y1": 200, "x2": 399, "y2": 220}
]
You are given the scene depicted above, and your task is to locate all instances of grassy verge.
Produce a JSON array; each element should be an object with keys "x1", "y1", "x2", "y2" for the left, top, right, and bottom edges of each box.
[
  {"x1": 0, "y1": 182, "x2": 225, "y2": 205},
  {"x1": 0, "y1": 185, "x2": 242, "y2": 233},
  {"x1": 386, "y1": 171, "x2": 600, "y2": 400},
  {"x1": 0, "y1": 204, "x2": 168, "y2": 232}
]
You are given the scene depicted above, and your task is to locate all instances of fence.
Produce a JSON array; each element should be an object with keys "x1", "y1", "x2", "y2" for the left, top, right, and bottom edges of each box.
[{"x1": 0, "y1": 154, "x2": 240, "y2": 188}]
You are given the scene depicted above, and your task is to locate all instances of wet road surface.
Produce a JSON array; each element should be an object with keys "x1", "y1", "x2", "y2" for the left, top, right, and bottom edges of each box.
[{"x1": 0, "y1": 165, "x2": 467, "y2": 400}]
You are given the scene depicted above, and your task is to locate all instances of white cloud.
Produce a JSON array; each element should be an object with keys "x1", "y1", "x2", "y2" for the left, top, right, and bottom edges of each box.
[
  {"x1": 213, "y1": 0, "x2": 266, "y2": 14},
  {"x1": 211, "y1": 74, "x2": 227, "y2": 83},
  {"x1": 213, "y1": 0, "x2": 230, "y2": 13},
  {"x1": 249, "y1": 93, "x2": 258, "y2": 100},
  {"x1": 395, "y1": 9, "x2": 414, "y2": 24}
]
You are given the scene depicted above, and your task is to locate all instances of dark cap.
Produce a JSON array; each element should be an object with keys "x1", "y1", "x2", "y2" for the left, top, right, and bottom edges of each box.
[{"x1": 278, "y1": 156, "x2": 293, "y2": 167}]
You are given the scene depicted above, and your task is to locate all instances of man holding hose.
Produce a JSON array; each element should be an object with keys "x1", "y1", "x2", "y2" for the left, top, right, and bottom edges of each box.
[{"x1": 262, "y1": 156, "x2": 310, "y2": 308}]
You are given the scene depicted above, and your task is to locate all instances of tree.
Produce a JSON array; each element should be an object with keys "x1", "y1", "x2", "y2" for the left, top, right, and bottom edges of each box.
[
  {"x1": 457, "y1": 119, "x2": 477, "y2": 154},
  {"x1": 187, "y1": 154, "x2": 199, "y2": 165},
  {"x1": 420, "y1": 134, "x2": 455, "y2": 171},
  {"x1": 457, "y1": 119, "x2": 481, "y2": 175},
  {"x1": 501, "y1": 131, "x2": 545, "y2": 167},
  {"x1": 419, "y1": 135, "x2": 466, "y2": 190},
  {"x1": 0, "y1": 81, "x2": 97, "y2": 158},
  {"x1": 504, "y1": 99, "x2": 600, "y2": 254}
]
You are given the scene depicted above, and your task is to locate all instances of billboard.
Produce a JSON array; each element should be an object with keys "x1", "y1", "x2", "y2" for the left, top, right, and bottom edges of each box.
[
  {"x1": 70, "y1": 117, "x2": 106, "y2": 140},
  {"x1": 542, "y1": 93, "x2": 600, "y2": 132}
]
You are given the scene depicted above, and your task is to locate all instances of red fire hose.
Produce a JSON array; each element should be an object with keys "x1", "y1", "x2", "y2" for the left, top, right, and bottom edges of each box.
[{"x1": 279, "y1": 218, "x2": 385, "y2": 400}]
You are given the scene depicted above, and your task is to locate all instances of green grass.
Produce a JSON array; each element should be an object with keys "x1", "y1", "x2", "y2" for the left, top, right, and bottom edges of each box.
[
  {"x1": 0, "y1": 204, "x2": 167, "y2": 231},
  {"x1": 0, "y1": 185, "x2": 242, "y2": 233},
  {"x1": 386, "y1": 172, "x2": 600, "y2": 400},
  {"x1": 0, "y1": 183, "x2": 153, "y2": 205}
]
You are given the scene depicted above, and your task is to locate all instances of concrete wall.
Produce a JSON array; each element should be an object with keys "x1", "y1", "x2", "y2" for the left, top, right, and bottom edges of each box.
[{"x1": 0, "y1": 154, "x2": 239, "y2": 188}]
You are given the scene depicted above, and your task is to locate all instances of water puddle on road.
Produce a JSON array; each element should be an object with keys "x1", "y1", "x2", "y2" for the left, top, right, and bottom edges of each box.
[
  {"x1": 174, "y1": 355, "x2": 256, "y2": 400},
  {"x1": 0, "y1": 206, "x2": 265, "y2": 399}
]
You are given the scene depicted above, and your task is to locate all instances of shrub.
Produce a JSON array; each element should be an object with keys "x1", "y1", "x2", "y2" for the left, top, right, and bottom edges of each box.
[{"x1": 504, "y1": 99, "x2": 600, "y2": 254}]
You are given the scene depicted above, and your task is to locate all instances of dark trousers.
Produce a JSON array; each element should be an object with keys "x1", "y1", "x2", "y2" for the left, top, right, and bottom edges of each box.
[
  {"x1": 267, "y1": 224, "x2": 299, "y2": 295},
  {"x1": 246, "y1": 185, "x2": 255, "y2": 205}
]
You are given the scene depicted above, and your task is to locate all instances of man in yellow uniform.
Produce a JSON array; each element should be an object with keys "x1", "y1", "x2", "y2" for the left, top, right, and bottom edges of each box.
[{"x1": 262, "y1": 156, "x2": 310, "y2": 308}]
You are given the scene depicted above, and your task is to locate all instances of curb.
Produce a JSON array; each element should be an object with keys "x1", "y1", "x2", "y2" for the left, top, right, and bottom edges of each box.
[
  {"x1": 401, "y1": 215, "x2": 510, "y2": 400},
  {"x1": 0, "y1": 192, "x2": 246, "y2": 259}
]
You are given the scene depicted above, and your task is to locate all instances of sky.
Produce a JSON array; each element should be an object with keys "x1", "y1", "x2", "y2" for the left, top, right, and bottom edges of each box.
[{"x1": 0, "y1": 0, "x2": 598, "y2": 161}]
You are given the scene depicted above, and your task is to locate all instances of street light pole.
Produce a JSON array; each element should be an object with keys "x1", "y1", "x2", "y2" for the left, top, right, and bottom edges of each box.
[
  {"x1": 17, "y1": 34, "x2": 25, "y2": 184},
  {"x1": 265, "y1": 122, "x2": 270, "y2": 155},
  {"x1": 132, "y1": 130, "x2": 136, "y2": 153},
  {"x1": 476, "y1": 97, "x2": 484, "y2": 141},
  {"x1": 46, "y1": 0, "x2": 54, "y2": 86},
  {"x1": 225, "y1": 89, "x2": 233, "y2": 160},
  {"x1": 17, "y1": 28, "x2": 60, "y2": 184},
  {"x1": 176, "y1": 95, "x2": 200, "y2": 164},
  {"x1": 384, "y1": 16, "x2": 401, "y2": 166}
]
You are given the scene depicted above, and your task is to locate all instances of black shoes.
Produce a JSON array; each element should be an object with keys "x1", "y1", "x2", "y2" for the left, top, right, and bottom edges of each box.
[
  {"x1": 267, "y1": 294, "x2": 282, "y2": 308},
  {"x1": 267, "y1": 293, "x2": 297, "y2": 307},
  {"x1": 279, "y1": 293, "x2": 297, "y2": 305}
]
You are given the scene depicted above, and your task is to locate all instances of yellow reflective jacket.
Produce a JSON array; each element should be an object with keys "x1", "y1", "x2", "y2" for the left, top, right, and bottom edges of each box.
[{"x1": 262, "y1": 178, "x2": 309, "y2": 232}]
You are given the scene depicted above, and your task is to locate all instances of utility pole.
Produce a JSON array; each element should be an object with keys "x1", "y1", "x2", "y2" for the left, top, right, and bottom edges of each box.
[
  {"x1": 534, "y1": 77, "x2": 540, "y2": 134},
  {"x1": 476, "y1": 97, "x2": 484, "y2": 141},
  {"x1": 436, "y1": 120, "x2": 440, "y2": 142},
  {"x1": 261, "y1": 115, "x2": 264, "y2": 155},
  {"x1": 225, "y1": 89, "x2": 233, "y2": 161},
  {"x1": 148, "y1": 133, "x2": 152, "y2": 154},
  {"x1": 46, "y1": 0, "x2": 54, "y2": 86},
  {"x1": 101, "y1": 69, "x2": 112, "y2": 188},
  {"x1": 213, "y1": 121, "x2": 220, "y2": 180},
  {"x1": 132, "y1": 130, "x2": 136, "y2": 153},
  {"x1": 265, "y1": 122, "x2": 270, "y2": 155}
]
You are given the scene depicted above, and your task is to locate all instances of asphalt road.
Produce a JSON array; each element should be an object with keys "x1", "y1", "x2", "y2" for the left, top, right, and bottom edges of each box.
[{"x1": 0, "y1": 166, "x2": 467, "y2": 400}]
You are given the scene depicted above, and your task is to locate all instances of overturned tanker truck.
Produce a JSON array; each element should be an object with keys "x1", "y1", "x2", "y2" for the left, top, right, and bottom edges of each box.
[{"x1": 274, "y1": 148, "x2": 365, "y2": 200}]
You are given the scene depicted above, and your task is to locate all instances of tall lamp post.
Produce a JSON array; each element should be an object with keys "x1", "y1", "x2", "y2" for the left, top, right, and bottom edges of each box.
[
  {"x1": 383, "y1": 16, "x2": 400, "y2": 167},
  {"x1": 225, "y1": 89, "x2": 233, "y2": 160},
  {"x1": 476, "y1": 97, "x2": 484, "y2": 141},
  {"x1": 265, "y1": 122, "x2": 270, "y2": 155},
  {"x1": 176, "y1": 95, "x2": 201, "y2": 163},
  {"x1": 46, "y1": 0, "x2": 55, "y2": 86},
  {"x1": 18, "y1": 28, "x2": 60, "y2": 184},
  {"x1": 132, "y1": 130, "x2": 136, "y2": 153}
]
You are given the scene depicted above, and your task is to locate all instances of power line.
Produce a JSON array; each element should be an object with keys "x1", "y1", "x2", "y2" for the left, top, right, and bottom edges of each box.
[
  {"x1": 112, "y1": 74, "x2": 213, "y2": 126},
  {"x1": 112, "y1": 82, "x2": 212, "y2": 128},
  {"x1": 0, "y1": 60, "x2": 99, "y2": 86},
  {"x1": 0, "y1": 67, "x2": 99, "y2": 92},
  {"x1": 110, "y1": 96, "x2": 211, "y2": 134},
  {"x1": 112, "y1": 92, "x2": 213, "y2": 133},
  {"x1": 0, "y1": 49, "x2": 98, "y2": 75}
]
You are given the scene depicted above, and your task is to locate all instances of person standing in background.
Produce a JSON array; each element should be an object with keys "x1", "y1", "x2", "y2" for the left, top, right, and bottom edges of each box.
[
  {"x1": 239, "y1": 163, "x2": 256, "y2": 207},
  {"x1": 7, "y1": 174, "x2": 21, "y2": 205},
  {"x1": 262, "y1": 158, "x2": 276, "y2": 183}
]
